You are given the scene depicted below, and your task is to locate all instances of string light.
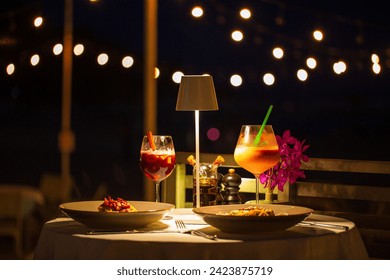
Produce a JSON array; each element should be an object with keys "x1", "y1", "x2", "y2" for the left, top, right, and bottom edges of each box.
[
  {"x1": 34, "y1": 17, "x2": 43, "y2": 27},
  {"x1": 272, "y1": 47, "x2": 284, "y2": 59},
  {"x1": 121, "y1": 56, "x2": 134, "y2": 68},
  {"x1": 30, "y1": 54, "x2": 40, "y2": 66},
  {"x1": 1, "y1": 1, "x2": 388, "y2": 90},
  {"x1": 231, "y1": 30, "x2": 244, "y2": 42},
  {"x1": 239, "y1": 8, "x2": 251, "y2": 19},
  {"x1": 372, "y1": 63, "x2": 381, "y2": 74},
  {"x1": 333, "y1": 61, "x2": 347, "y2": 74},
  {"x1": 306, "y1": 57, "x2": 317, "y2": 69},
  {"x1": 73, "y1": 44, "x2": 84, "y2": 56},
  {"x1": 172, "y1": 71, "x2": 184, "y2": 83},
  {"x1": 313, "y1": 30, "x2": 324, "y2": 41},
  {"x1": 191, "y1": 6, "x2": 203, "y2": 18},
  {"x1": 230, "y1": 74, "x2": 242, "y2": 86},
  {"x1": 297, "y1": 69, "x2": 308, "y2": 81},
  {"x1": 6, "y1": 64, "x2": 15, "y2": 75},
  {"x1": 53, "y1": 44, "x2": 63, "y2": 55},
  {"x1": 97, "y1": 53, "x2": 109, "y2": 65},
  {"x1": 263, "y1": 73, "x2": 275, "y2": 86},
  {"x1": 371, "y1": 54, "x2": 379, "y2": 64}
]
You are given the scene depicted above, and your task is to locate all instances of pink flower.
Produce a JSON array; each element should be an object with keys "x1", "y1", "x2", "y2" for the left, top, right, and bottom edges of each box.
[{"x1": 259, "y1": 130, "x2": 309, "y2": 192}]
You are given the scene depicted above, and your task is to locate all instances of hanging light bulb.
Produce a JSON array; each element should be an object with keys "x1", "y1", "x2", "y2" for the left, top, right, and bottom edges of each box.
[
  {"x1": 231, "y1": 30, "x2": 244, "y2": 42},
  {"x1": 263, "y1": 73, "x2": 275, "y2": 86},
  {"x1": 313, "y1": 30, "x2": 324, "y2": 41},
  {"x1": 306, "y1": 57, "x2": 317, "y2": 69},
  {"x1": 240, "y1": 8, "x2": 251, "y2": 19},
  {"x1": 272, "y1": 47, "x2": 284, "y2": 59},
  {"x1": 191, "y1": 6, "x2": 203, "y2": 18},
  {"x1": 230, "y1": 74, "x2": 242, "y2": 87}
]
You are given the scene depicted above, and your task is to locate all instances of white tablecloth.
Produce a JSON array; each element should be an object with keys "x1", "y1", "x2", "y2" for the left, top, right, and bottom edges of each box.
[{"x1": 33, "y1": 208, "x2": 368, "y2": 260}]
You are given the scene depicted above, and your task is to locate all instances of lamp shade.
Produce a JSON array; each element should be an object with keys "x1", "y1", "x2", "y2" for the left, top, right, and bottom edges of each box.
[{"x1": 176, "y1": 75, "x2": 218, "y2": 111}]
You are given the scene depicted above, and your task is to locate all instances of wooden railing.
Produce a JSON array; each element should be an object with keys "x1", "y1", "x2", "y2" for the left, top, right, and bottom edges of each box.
[{"x1": 164, "y1": 152, "x2": 390, "y2": 259}]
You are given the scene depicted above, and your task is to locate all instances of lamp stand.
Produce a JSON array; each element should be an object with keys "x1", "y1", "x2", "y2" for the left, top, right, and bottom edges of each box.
[{"x1": 195, "y1": 110, "x2": 200, "y2": 208}]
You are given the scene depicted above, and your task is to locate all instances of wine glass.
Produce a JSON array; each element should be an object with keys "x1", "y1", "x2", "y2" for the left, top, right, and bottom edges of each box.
[
  {"x1": 234, "y1": 125, "x2": 280, "y2": 204},
  {"x1": 139, "y1": 135, "x2": 176, "y2": 202}
]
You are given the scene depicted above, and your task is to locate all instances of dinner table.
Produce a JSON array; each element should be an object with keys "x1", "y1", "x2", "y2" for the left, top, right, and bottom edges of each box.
[{"x1": 33, "y1": 207, "x2": 368, "y2": 260}]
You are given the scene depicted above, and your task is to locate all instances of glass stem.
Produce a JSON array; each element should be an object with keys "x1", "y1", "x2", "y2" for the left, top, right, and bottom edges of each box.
[
  {"x1": 155, "y1": 181, "x2": 160, "y2": 203},
  {"x1": 255, "y1": 175, "x2": 260, "y2": 204}
]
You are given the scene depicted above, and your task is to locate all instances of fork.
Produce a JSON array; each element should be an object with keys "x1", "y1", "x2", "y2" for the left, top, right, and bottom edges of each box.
[{"x1": 175, "y1": 219, "x2": 218, "y2": 240}]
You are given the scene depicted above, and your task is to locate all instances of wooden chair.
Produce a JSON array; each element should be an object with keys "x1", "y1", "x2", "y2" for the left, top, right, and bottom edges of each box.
[
  {"x1": 163, "y1": 152, "x2": 290, "y2": 208},
  {"x1": 0, "y1": 192, "x2": 24, "y2": 258},
  {"x1": 292, "y1": 157, "x2": 390, "y2": 259},
  {"x1": 39, "y1": 173, "x2": 73, "y2": 205},
  {"x1": 39, "y1": 173, "x2": 74, "y2": 221}
]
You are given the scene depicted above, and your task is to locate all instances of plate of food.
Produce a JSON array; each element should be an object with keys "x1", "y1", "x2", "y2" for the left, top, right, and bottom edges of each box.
[
  {"x1": 59, "y1": 196, "x2": 175, "y2": 230},
  {"x1": 192, "y1": 204, "x2": 313, "y2": 233}
]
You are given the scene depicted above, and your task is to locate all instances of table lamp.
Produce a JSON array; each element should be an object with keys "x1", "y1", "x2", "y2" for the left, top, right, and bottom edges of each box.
[{"x1": 176, "y1": 75, "x2": 219, "y2": 208}]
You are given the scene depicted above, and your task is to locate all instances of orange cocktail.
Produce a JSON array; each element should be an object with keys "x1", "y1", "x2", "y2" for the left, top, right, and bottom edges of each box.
[
  {"x1": 234, "y1": 125, "x2": 280, "y2": 204},
  {"x1": 234, "y1": 145, "x2": 280, "y2": 176}
]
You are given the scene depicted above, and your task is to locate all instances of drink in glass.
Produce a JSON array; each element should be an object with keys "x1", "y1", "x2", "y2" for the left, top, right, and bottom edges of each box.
[
  {"x1": 140, "y1": 134, "x2": 176, "y2": 202},
  {"x1": 234, "y1": 125, "x2": 280, "y2": 204}
]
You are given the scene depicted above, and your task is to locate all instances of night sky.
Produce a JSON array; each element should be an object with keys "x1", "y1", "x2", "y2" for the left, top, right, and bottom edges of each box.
[{"x1": 1, "y1": 0, "x2": 389, "y2": 199}]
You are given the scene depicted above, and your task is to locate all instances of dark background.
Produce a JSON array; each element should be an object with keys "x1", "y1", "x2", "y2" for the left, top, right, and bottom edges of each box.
[{"x1": 1, "y1": 0, "x2": 389, "y2": 200}]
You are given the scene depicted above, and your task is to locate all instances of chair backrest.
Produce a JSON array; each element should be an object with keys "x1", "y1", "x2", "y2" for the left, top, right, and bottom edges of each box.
[
  {"x1": 0, "y1": 192, "x2": 24, "y2": 220},
  {"x1": 39, "y1": 173, "x2": 73, "y2": 204},
  {"x1": 292, "y1": 157, "x2": 390, "y2": 259},
  {"x1": 163, "y1": 152, "x2": 289, "y2": 208}
]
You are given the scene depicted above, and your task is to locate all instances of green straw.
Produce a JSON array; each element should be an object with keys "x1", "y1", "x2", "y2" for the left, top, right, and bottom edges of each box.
[{"x1": 254, "y1": 104, "x2": 273, "y2": 145}]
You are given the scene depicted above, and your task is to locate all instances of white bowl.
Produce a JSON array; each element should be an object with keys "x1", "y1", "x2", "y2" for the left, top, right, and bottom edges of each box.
[
  {"x1": 60, "y1": 200, "x2": 174, "y2": 230},
  {"x1": 193, "y1": 204, "x2": 313, "y2": 233}
]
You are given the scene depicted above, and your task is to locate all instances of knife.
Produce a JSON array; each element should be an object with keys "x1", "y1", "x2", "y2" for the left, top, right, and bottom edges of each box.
[
  {"x1": 298, "y1": 221, "x2": 350, "y2": 231},
  {"x1": 86, "y1": 229, "x2": 178, "y2": 235},
  {"x1": 86, "y1": 229, "x2": 218, "y2": 240}
]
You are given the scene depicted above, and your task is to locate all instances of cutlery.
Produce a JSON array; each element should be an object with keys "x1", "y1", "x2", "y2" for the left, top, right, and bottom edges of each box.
[
  {"x1": 298, "y1": 221, "x2": 349, "y2": 231},
  {"x1": 86, "y1": 229, "x2": 178, "y2": 235},
  {"x1": 175, "y1": 219, "x2": 218, "y2": 240}
]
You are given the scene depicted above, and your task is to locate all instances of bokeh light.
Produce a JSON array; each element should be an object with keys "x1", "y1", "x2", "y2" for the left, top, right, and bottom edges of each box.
[
  {"x1": 272, "y1": 47, "x2": 284, "y2": 59},
  {"x1": 231, "y1": 30, "x2": 244, "y2": 42},
  {"x1": 230, "y1": 74, "x2": 242, "y2": 86},
  {"x1": 313, "y1": 30, "x2": 324, "y2": 41},
  {"x1": 333, "y1": 61, "x2": 347, "y2": 74},
  {"x1": 191, "y1": 6, "x2": 203, "y2": 18},
  {"x1": 73, "y1": 44, "x2": 84, "y2": 56},
  {"x1": 372, "y1": 63, "x2": 381, "y2": 74},
  {"x1": 207, "y1": 128, "x2": 220, "y2": 141},
  {"x1": 240, "y1": 8, "x2": 251, "y2": 19},
  {"x1": 53, "y1": 43, "x2": 63, "y2": 55},
  {"x1": 263, "y1": 73, "x2": 275, "y2": 85},
  {"x1": 172, "y1": 71, "x2": 184, "y2": 83},
  {"x1": 30, "y1": 54, "x2": 40, "y2": 66},
  {"x1": 297, "y1": 69, "x2": 308, "y2": 81},
  {"x1": 6, "y1": 64, "x2": 15, "y2": 75},
  {"x1": 122, "y1": 56, "x2": 134, "y2": 68},
  {"x1": 306, "y1": 57, "x2": 317, "y2": 69},
  {"x1": 34, "y1": 17, "x2": 43, "y2": 27},
  {"x1": 97, "y1": 53, "x2": 109, "y2": 65}
]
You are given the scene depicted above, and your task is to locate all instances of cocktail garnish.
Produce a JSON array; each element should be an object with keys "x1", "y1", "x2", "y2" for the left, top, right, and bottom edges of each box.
[
  {"x1": 147, "y1": 131, "x2": 156, "y2": 151},
  {"x1": 254, "y1": 104, "x2": 273, "y2": 146}
]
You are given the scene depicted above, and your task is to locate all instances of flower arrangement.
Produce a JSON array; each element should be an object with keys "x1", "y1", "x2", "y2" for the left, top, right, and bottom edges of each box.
[{"x1": 260, "y1": 130, "x2": 310, "y2": 192}]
